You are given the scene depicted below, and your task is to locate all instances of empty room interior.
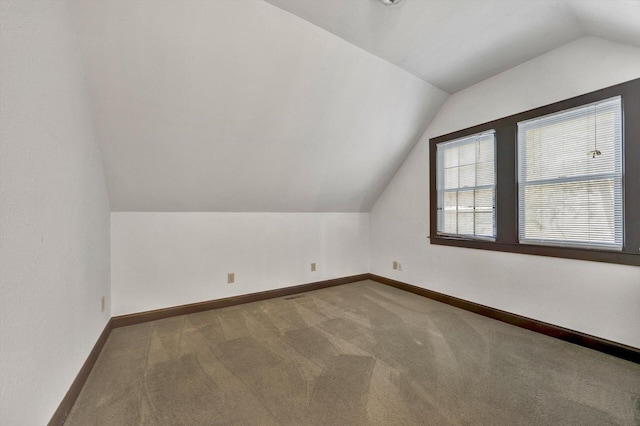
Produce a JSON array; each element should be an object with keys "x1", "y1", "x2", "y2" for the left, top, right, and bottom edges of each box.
[{"x1": 2, "y1": 0, "x2": 640, "y2": 425}]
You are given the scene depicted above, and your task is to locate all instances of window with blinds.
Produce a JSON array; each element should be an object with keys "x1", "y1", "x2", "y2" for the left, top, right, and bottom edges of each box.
[
  {"x1": 517, "y1": 97, "x2": 623, "y2": 250},
  {"x1": 436, "y1": 130, "x2": 496, "y2": 239}
]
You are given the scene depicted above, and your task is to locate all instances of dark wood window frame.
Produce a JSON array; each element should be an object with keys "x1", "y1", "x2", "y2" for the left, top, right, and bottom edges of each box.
[{"x1": 429, "y1": 78, "x2": 640, "y2": 266}]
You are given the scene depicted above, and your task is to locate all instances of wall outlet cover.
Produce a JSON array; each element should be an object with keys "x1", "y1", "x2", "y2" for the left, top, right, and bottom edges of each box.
[{"x1": 227, "y1": 273, "x2": 235, "y2": 284}]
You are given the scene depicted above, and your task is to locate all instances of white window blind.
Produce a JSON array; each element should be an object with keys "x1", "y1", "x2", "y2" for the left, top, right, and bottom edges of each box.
[
  {"x1": 436, "y1": 130, "x2": 496, "y2": 239},
  {"x1": 517, "y1": 97, "x2": 623, "y2": 250}
]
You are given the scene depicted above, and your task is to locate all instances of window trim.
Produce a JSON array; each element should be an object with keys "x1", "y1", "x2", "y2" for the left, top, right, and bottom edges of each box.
[{"x1": 429, "y1": 78, "x2": 640, "y2": 266}]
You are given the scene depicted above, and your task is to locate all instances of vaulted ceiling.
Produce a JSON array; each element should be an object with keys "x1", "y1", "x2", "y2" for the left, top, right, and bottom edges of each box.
[
  {"x1": 266, "y1": 0, "x2": 640, "y2": 93},
  {"x1": 70, "y1": 0, "x2": 640, "y2": 212}
]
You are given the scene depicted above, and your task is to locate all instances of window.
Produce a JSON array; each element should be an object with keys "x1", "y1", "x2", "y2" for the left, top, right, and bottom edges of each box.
[
  {"x1": 517, "y1": 97, "x2": 623, "y2": 250},
  {"x1": 429, "y1": 78, "x2": 640, "y2": 266},
  {"x1": 436, "y1": 131, "x2": 496, "y2": 239}
]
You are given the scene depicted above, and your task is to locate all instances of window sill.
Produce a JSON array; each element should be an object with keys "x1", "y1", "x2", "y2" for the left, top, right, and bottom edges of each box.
[{"x1": 429, "y1": 235, "x2": 639, "y2": 266}]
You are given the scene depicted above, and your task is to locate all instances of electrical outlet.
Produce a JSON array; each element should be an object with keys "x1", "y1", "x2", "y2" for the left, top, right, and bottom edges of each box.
[
  {"x1": 227, "y1": 273, "x2": 235, "y2": 284},
  {"x1": 392, "y1": 261, "x2": 398, "y2": 270},
  {"x1": 310, "y1": 262, "x2": 316, "y2": 272},
  {"x1": 397, "y1": 262, "x2": 403, "y2": 271},
  {"x1": 101, "y1": 296, "x2": 105, "y2": 312}
]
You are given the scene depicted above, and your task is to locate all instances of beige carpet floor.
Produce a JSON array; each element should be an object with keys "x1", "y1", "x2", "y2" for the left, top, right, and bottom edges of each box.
[{"x1": 66, "y1": 280, "x2": 640, "y2": 425}]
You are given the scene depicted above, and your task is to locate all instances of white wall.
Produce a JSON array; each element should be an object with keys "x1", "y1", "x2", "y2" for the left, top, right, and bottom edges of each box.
[
  {"x1": 0, "y1": 1, "x2": 111, "y2": 424},
  {"x1": 111, "y1": 213, "x2": 369, "y2": 316},
  {"x1": 370, "y1": 37, "x2": 640, "y2": 349}
]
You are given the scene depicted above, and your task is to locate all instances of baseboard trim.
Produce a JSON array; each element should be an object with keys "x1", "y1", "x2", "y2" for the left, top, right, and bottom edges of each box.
[
  {"x1": 48, "y1": 274, "x2": 367, "y2": 425},
  {"x1": 47, "y1": 318, "x2": 113, "y2": 426},
  {"x1": 368, "y1": 273, "x2": 640, "y2": 364},
  {"x1": 111, "y1": 273, "x2": 370, "y2": 329},
  {"x1": 48, "y1": 272, "x2": 639, "y2": 425}
]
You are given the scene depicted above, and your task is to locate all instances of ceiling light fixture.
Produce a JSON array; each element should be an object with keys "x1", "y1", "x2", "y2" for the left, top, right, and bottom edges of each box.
[{"x1": 379, "y1": 0, "x2": 403, "y2": 5}]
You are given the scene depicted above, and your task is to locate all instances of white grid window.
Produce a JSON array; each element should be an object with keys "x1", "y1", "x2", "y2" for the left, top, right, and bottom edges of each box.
[
  {"x1": 436, "y1": 131, "x2": 496, "y2": 239},
  {"x1": 517, "y1": 97, "x2": 623, "y2": 250}
]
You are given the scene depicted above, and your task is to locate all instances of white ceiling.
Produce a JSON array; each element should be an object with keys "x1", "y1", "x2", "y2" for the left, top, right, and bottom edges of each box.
[
  {"x1": 71, "y1": 0, "x2": 446, "y2": 212},
  {"x1": 265, "y1": 0, "x2": 640, "y2": 93}
]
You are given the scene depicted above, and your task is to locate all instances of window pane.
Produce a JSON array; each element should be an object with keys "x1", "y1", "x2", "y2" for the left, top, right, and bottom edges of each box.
[
  {"x1": 459, "y1": 164, "x2": 475, "y2": 188},
  {"x1": 522, "y1": 100, "x2": 621, "y2": 183},
  {"x1": 459, "y1": 143, "x2": 476, "y2": 165},
  {"x1": 518, "y1": 97, "x2": 622, "y2": 249},
  {"x1": 443, "y1": 192, "x2": 457, "y2": 211},
  {"x1": 458, "y1": 190, "x2": 474, "y2": 211},
  {"x1": 436, "y1": 130, "x2": 496, "y2": 239},
  {"x1": 475, "y1": 188, "x2": 494, "y2": 212},
  {"x1": 476, "y1": 161, "x2": 494, "y2": 186},
  {"x1": 444, "y1": 167, "x2": 458, "y2": 189},
  {"x1": 444, "y1": 146, "x2": 458, "y2": 168},
  {"x1": 475, "y1": 213, "x2": 494, "y2": 237},
  {"x1": 443, "y1": 211, "x2": 457, "y2": 234},
  {"x1": 522, "y1": 180, "x2": 618, "y2": 245},
  {"x1": 477, "y1": 138, "x2": 494, "y2": 163},
  {"x1": 458, "y1": 212, "x2": 474, "y2": 235}
]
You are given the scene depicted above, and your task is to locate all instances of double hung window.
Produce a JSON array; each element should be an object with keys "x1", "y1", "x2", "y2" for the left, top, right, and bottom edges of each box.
[
  {"x1": 429, "y1": 79, "x2": 639, "y2": 266},
  {"x1": 436, "y1": 131, "x2": 496, "y2": 239},
  {"x1": 517, "y1": 97, "x2": 623, "y2": 250}
]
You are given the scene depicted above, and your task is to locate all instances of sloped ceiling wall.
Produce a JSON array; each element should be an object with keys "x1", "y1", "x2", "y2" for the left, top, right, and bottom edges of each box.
[
  {"x1": 71, "y1": 0, "x2": 447, "y2": 212},
  {"x1": 71, "y1": 0, "x2": 639, "y2": 213}
]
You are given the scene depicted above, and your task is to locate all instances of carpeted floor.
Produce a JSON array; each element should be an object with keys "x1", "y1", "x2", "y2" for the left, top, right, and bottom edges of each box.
[{"x1": 66, "y1": 280, "x2": 640, "y2": 425}]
